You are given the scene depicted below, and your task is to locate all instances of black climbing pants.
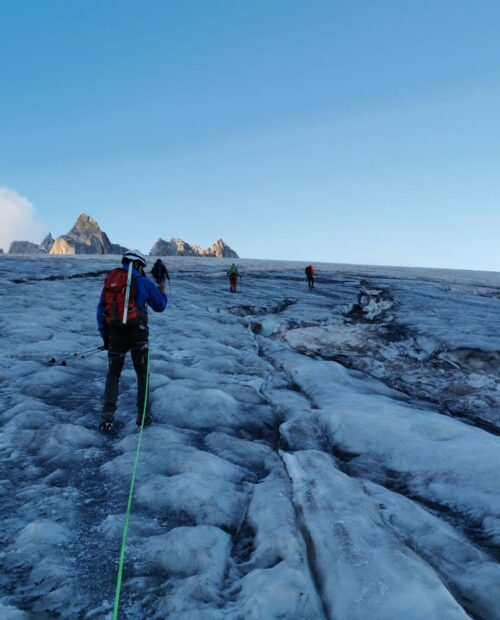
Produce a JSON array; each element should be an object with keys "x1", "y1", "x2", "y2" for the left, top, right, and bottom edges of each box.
[{"x1": 103, "y1": 323, "x2": 149, "y2": 418}]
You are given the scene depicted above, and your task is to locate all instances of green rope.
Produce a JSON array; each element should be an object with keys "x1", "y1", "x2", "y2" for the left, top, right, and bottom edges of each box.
[{"x1": 112, "y1": 349, "x2": 150, "y2": 619}]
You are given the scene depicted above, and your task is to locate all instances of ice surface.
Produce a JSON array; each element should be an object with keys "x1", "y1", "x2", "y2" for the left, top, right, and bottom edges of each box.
[
  {"x1": 0, "y1": 602, "x2": 30, "y2": 619},
  {"x1": 284, "y1": 450, "x2": 470, "y2": 620},
  {"x1": 1, "y1": 254, "x2": 499, "y2": 618},
  {"x1": 267, "y1": 343, "x2": 500, "y2": 536},
  {"x1": 364, "y1": 481, "x2": 500, "y2": 620},
  {"x1": 136, "y1": 472, "x2": 246, "y2": 530}
]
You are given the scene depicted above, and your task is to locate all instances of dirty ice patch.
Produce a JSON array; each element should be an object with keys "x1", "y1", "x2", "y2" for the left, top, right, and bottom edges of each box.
[
  {"x1": 438, "y1": 346, "x2": 500, "y2": 374},
  {"x1": 14, "y1": 365, "x2": 72, "y2": 401},
  {"x1": 284, "y1": 450, "x2": 470, "y2": 620},
  {"x1": 124, "y1": 525, "x2": 232, "y2": 616},
  {"x1": 249, "y1": 473, "x2": 301, "y2": 566},
  {"x1": 9, "y1": 519, "x2": 72, "y2": 563},
  {"x1": 364, "y1": 481, "x2": 500, "y2": 620},
  {"x1": 393, "y1": 280, "x2": 500, "y2": 353},
  {"x1": 0, "y1": 602, "x2": 29, "y2": 619},
  {"x1": 3, "y1": 484, "x2": 79, "y2": 539},
  {"x1": 152, "y1": 381, "x2": 274, "y2": 432},
  {"x1": 224, "y1": 466, "x2": 324, "y2": 618},
  {"x1": 2, "y1": 419, "x2": 100, "y2": 468},
  {"x1": 142, "y1": 525, "x2": 231, "y2": 579},
  {"x1": 204, "y1": 431, "x2": 279, "y2": 472},
  {"x1": 244, "y1": 467, "x2": 307, "y2": 571},
  {"x1": 172, "y1": 355, "x2": 265, "y2": 383},
  {"x1": 3, "y1": 518, "x2": 85, "y2": 617},
  {"x1": 98, "y1": 513, "x2": 158, "y2": 544},
  {"x1": 114, "y1": 424, "x2": 189, "y2": 452},
  {"x1": 230, "y1": 563, "x2": 323, "y2": 620},
  {"x1": 347, "y1": 286, "x2": 395, "y2": 321},
  {"x1": 102, "y1": 441, "x2": 246, "y2": 483},
  {"x1": 37, "y1": 424, "x2": 102, "y2": 464},
  {"x1": 284, "y1": 323, "x2": 370, "y2": 355},
  {"x1": 273, "y1": 345, "x2": 500, "y2": 534},
  {"x1": 279, "y1": 414, "x2": 328, "y2": 452},
  {"x1": 152, "y1": 382, "x2": 239, "y2": 428},
  {"x1": 135, "y1": 473, "x2": 246, "y2": 530}
]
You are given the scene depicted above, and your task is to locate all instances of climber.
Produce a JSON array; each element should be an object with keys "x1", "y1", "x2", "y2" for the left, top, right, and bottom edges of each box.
[{"x1": 96, "y1": 250, "x2": 167, "y2": 431}]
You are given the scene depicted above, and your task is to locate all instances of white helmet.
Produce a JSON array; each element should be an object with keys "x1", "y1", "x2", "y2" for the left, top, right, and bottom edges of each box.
[{"x1": 122, "y1": 249, "x2": 147, "y2": 267}]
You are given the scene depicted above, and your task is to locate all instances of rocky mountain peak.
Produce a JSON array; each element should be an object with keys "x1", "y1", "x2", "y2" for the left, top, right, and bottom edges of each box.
[
  {"x1": 7, "y1": 213, "x2": 238, "y2": 258},
  {"x1": 150, "y1": 237, "x2": 239, "y2": 258},
  {"x1": 70, "y1": 214, "x2": 101, "y2": 236},
  {"x1": 49, "y1": 213, "x2": 119, "y2": 255},
  {"x1": 207, "y1": 238, "x2": 239, "y2": 258}
]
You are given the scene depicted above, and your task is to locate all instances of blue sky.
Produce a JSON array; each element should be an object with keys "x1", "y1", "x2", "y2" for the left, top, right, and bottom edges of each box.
[{"x1": 1, "y1": 0, "x2": 500, "y2": 269}]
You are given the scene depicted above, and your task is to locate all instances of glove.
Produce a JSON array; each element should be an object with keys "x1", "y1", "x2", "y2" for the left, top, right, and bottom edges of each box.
[
  {"x1": 102, "y1": 335, "x2": 110, "y2": 351},
  {"x1": 151, "y1": 259, "x2": 169, "y2": 283}
]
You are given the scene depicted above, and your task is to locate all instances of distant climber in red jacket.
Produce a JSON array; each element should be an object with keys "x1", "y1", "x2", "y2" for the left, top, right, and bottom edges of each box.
[{"x1": 305, "y1": 264, "x2": 315, "y2": 290}]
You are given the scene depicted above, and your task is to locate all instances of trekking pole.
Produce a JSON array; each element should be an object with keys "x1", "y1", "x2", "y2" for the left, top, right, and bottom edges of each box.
[
  {"x1": 77, "y1": 346, "x2": 105, "y2": 360},
  {"x1": 48, "y1": 345, "x2": 104, "y2": 366}
]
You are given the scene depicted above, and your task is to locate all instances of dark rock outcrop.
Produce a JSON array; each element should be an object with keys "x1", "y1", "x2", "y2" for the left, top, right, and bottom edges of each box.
[
  {"x1": 40, "y1": 234, "x2": 54, "y2": 253},
  {"x1": 110, "y1": 242, "x2": 128, "y2": 255},
  {"x1": 150, "y1": 237, "x2": 238, "y2": 258},
  {"x1": 9, "y1": 240, "x2": 45, "y2": 254}
]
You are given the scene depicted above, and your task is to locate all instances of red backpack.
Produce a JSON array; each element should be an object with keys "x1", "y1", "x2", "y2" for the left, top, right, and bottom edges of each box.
[{"x1": 101, "y1": 268, "x2": 141, "y2": 325}]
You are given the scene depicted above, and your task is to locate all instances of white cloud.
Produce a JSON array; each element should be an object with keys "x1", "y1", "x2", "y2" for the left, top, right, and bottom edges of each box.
[{"x1": 0, "y1": 187, "x2": 48, "y2": 252}]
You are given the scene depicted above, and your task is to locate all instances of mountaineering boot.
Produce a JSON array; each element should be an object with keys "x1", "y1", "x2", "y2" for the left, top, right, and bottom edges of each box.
[
  {"x1": 99, "y1": 414, "x2": 115, "y2": 433},
  {"x1": 99, "y1": 405, "x2": 116, "y2": 433}
]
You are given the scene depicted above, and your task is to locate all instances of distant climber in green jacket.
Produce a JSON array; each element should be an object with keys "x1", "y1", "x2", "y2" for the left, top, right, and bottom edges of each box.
[{"x1": 227, "y1": 263, "x2": 240, "y2": 293}]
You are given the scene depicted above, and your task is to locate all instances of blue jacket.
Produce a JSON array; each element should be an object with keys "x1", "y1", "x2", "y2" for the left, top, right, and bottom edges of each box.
[{"x1": 97, "y1": 266, "x2": 167, "y2": 337}]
